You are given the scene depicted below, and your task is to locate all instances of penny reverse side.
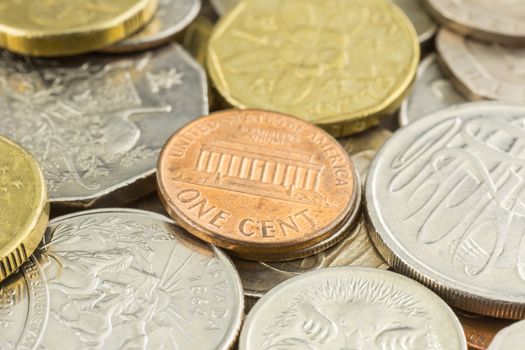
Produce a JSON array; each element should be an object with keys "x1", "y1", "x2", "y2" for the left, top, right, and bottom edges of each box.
[
  {"x1": 487, "y1": 319, "x2": 525, "y2": 350},
  {"x1": 207, "y1": 0, "x2": 419, "y2": 136},
  {"x1": 0, "y1": 209, "x2": 244, "y2": 349},
  {"x1": 0, "y1": 44, "x2": 208, "y2": 208},
  {"x1": 240, "y1": 267, "x2": 467, "y2": 350},
  {"x1": 455, "y1": 310, "x2": 514, "y2": 350},
  {"x1": 0, "y1": 136, "x2": 49, "y2": 282},
  {"x1": 437, "y1": 29, "x2": 525, "y2": 104},
  {"x1": 399, "y1": 53, "x2": 467, "y2": 126},
  {"x1": 367, "y1": 102, "x2": 525, "y2": 319},
  {"x1": 157, "y1": 109, "x2": 359, "y2": 261}
]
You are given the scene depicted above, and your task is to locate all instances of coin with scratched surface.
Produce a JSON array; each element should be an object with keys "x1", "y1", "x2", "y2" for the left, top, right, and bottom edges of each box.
[
  {"x1": 157, "y1": 109, "x2": 359, "y2": 261},
  {"x1": 240, "y1": 267, "x2": 467, "y2": 350},
  {"x1": 367, "y1": 102, "x2": 525, "y2": 319},
  {"x1": 399, "y1": 53, "x2": 467, "y2": 125},
  {"x1": 0, "y1": 44, "x2": 208, "y2": 209},
  {"x1": 207, "y1": 0, "x2": 419, "y2": 136},
  {"x1": 0, "y1": 137, "x2": 48, "y2": 282},
  {"x1": 0, "y1": 0, "x2": 157, "y2": 56},
  {"x1": 437, "y1": 29, "x2": 525, "y2": 104},
  {"x1": 487, "y1": 319, "x2": 525, "y2": 350},
  {"x1": 0, "y1": 209, "x2": 243, "y2": 349},
  {"x1": 455, "y1": 310, "x2": 514, "y2": 350},
  {"x1": 105, "y1": 0, "x2": 201, "y2": 53},
  {"x1": 424, "y1": 0, "x2": 525, "y2": 45}
]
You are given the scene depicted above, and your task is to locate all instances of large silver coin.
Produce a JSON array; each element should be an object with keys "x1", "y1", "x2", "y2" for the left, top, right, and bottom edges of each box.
[
  {"x1": 240, "y1": 267, "x2": 467, "y2": 350},
  {"x1": 437, "y1": 29, "x2": 525, "y2": 104},
  {"x1": 399, "y1": 53, "x2": 467, "y2": 126},
  {"x1": 424, "y1": 0, "x2": 525, "y2": 45},
  {"x1": 0, "y1": 209, "x2": 243, "y2": 349},
  {"x1": 487, "y1": 319, "x2": 525, "y2": 350},
  {"x1": 367, "y1": 102, "x2": 525, "y2": 319},
  {"x1": 105, "y1": 0, "x2": 201, "y2": 52},
  {"x1": 0, "y1": 44, "x2": 208, "y2": 208}
]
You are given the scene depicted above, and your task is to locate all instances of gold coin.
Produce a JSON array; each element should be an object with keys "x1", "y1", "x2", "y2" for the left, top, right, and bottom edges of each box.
[
  {"x1": 207, "y1": 0, "x2": 419, "y2": 136},
  {"x1": 0, "y1": 136, "x2": 48, "y2": 282},
  {"x1": 0, "y1": 0, "x2": 158, "y2": 57}
]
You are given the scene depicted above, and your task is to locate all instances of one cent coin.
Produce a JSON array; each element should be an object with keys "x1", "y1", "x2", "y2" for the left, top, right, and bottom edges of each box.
[
  {"x1": 455, "y1": 310, "x2": 514, "y2": 350},
  {"x1": 157, "y1": 109, "x2": 359, "y2": 261},
  {"x1": 366, "y1": 102, "x2": 525, "y2": 319},
  {"x1": 487, "y1": 319, "x2": 525, "y2": 350}
]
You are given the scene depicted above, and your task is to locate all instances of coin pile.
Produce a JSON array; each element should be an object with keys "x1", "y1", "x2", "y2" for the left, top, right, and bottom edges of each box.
[{"x1": 0, "y1": 0, "x2": 523, "y2": 349}]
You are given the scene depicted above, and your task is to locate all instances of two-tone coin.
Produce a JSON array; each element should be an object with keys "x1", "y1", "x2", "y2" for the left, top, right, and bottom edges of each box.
[
  {"x1": 0, "y1": 0, "x2": 158, "y2": 56},
  {"x1": 487, "y1": 319, "x2": 525, "y2": 350},
  {"x1": 157, "y1": 109, "x2": 360, "y2": 261},
  {"x1": 0, "y1": 209, "x2": 244, "y2": 349},
  {"x1": 0, "y1": 136, "x2": 49, "y2": 282},
  {"x1": 455, "y1": 310, "x2": 514, "y2": 350},
  {"x1": 367, "y1": 102, "x2": 525, "y2": 319},
  {"x1": 437, "y1": 29, "x2": 525, "y2": 104},
  {"x1": 207, "y1": 0, "x2": 419, "y2": 136},
  {"x1": 240, "y1": 267, "x2": 467, "y2": 350},
  {"x1": 105, "y1": 0, "x2": 201, "y2": 52},
  {"x1": 399, "y1": 53, "x2": 467, "y2": 125},
  {"x1": 0, "y1": 44, "x2": 208, "y2": 209}
]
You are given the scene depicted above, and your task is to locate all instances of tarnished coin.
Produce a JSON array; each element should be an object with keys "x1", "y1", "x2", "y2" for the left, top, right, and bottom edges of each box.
[
  {"x1": 487, "y1": 319, "x2": 525, "y2": 350},
  {"x1": 399, "y1": 53, "x2": 467, "y2": 125},
  {"x1": 0, "y1": 209, "x2": 244, "y2": 349},
  {"x1": 157, "y1": 109, "x2": 359, "y2": 261},
  {"x1": 105, "y1": 0, "x2": 201, "y2": 53},
  {"x1": 455, "y1": 310, "x2": 514, "y2": 350},
  {"x1": 366, "y1": 102, "x2": 525, "y2": 319},
  {"x1": 0, "y1": 44, "x2": 208, "y2": 209},
  {"x1": 424, "y1": 0, "x2": 525, "y2": 45},
  {"x1": 0, "y1": 137, "x2": 48, "y2": 282},
  {"x1": 437, "y1": 29, "x2": 525, "y2": 104},
  {"x1": 240, "y1": 267, "x2": 467, "y2": 350},
  {"x1": 207, "y1": 0, "x2": 419, "y2": 136},
  {"x1": 0, "y1": 0, "x2": 157, "y2": 56}
]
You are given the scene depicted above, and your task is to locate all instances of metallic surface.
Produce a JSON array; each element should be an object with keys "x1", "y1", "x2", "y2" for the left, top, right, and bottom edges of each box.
[
  {"x1": 157, "y1": 109, "x2": 359, "y2": 261},
  {"x1": 399, "y1": 53, "x2": 467, "y2": 126},
  {"x1": 455, "y1": 310, "x2": 514, "y2": 350},
  {"x1": 0, "y1": 0, "x2": 158, "y2": 56},
  {"x1": 0, "y1": 136, "x2": 49, "y2": 282},
  {"x1": 0, "y1": 44, "x2": 208, "y2": 208},
  {"x1": 487, "y1": 319, "x2": 525, "y2": 350},
  {"x1": 106, "y1": 0, "x2": 201, "y2": 52},
  {"x1": 207, "y1": 0, "x2": 419, "y2": 136},
  {"x1": 180, "y1": 16, "x2": 213, "y2": 67},
  {"x1": 240, "y1": 267, "x2": 467, "y2": 350},
  {"x1": 366, "y1": 102, "x2": 525, "y2": 319},
  {"x1": 437, "y1": 29, "x2": 525, "y2": 104},
  {"x1": 424, "y1": 0, "x2": 525, "y2": 45},
  {"x1": 0, "y1": 209, "x2": 244, "y2": 349}
]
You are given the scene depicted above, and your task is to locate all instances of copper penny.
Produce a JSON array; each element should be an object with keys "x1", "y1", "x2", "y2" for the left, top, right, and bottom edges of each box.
[
  {"x1": 157, "y1": 109, "x2": 359, "y2": 261},
  {"x1": 455, "y1": 310, "x2": 514, "y2": 350}
]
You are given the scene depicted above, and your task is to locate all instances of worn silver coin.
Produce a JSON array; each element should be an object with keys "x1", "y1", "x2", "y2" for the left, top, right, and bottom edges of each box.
[
  {"x1": 367, "y1": 102, "x2": 525, "y2": 319},
  {"x1": 487, "y1": 319, "x2": 525, "y2": 350},
  {"x1": 0, "y1": 209, "x2": 243, "y2": 349},
  {"x1": 0, "y1": 44, "x2": 208, "y2": 208},
  {"x1": 399, "y1": 53, "x2": 467, "y2": 126},
  {"x1": 105, "y1": 0, "x2": 201, "y2": 52},
  {"x1": 240, "y1": 267, "x2": 467, "y2": 350}
]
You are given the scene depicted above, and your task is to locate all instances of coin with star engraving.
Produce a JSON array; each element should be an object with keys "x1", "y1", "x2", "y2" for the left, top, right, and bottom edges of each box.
[{"x1": 487, "y1": 319, "x2": 525, "y2": 350}]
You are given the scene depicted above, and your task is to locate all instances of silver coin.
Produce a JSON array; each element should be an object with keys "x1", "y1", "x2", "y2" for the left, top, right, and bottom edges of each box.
[
  {"x1": 399, "y1": 53, "x2": 467, "y2": 126},
  {"x1": 0, "y1": 208, "x2": 243, "y2": 349},
  {"x1": 0, "y1": 44, "x2": 208, "y2": 208},
  {"x1": 487, "y1": 319, "x2": 525, "y2": 350},
  {"x1": 424, "y1": 0, "x2": 525, "y2": 45},
  {"x1": 240, "y1": 267, "x2": 467, "y2": 350},
  {"x1": 437, "y1": 29, "x2": 525, "y2": 104},
  {"x1": 105, "y1": 0, "x2": 201, "y2": 53},
  {"x1": 367, "y1": 102, "x2": 525, "y2": 319}
]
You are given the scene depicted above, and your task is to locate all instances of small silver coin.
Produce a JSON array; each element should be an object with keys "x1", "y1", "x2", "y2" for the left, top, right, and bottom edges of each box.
[
  {"x1": 0, "y1": 44, "x2": 208, "y2": 208},
  {"x1": 487, "y1": 319, "x2": 525, "y2": 350},
  {"x1": 0, "y1": 209, "x2": 243, "y2": 349},
  {"x1": 399, "y1": 53, "x2": 467, "y2": 126},
  {"x1": 367, "y1": 102, "x2": 525, "y2": 319},
  {"x1": 239, "y1": 267, "x2": 467, "y2": 350}
]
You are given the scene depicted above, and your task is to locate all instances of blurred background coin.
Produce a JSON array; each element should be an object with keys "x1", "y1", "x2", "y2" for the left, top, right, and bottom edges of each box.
[
  {"x1": 393, "y1": 0, "x2": 437, "y2": 46},
  {"x1": 0, "y1": 0, "x2": 158, "y2": 56},
  {"x1": 0, "y1": 136, "x2": 48, "y2": 282},
  {"x1": 487, "y1": 319, "x2": 525, "y2": 350}
]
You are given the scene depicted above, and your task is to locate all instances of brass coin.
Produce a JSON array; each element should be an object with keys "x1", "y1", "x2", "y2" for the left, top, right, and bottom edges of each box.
[
  {"x1": 157, "y1": 109, "x2": 359, "y2": 260},
  {"x1": 0, "y1": 136, "x2": 48, "y2": 281},
  {"x1": 0, "y1": 0, "x2": 158, "y2": 57},
  {"x1": 207, "y1": 0, "x2": 420, "y2": 136}
]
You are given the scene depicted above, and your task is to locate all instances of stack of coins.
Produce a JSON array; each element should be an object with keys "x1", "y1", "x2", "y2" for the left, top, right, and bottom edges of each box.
[{"x1": 0, "y1": 1, "x2": 523, "y2": 349}]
